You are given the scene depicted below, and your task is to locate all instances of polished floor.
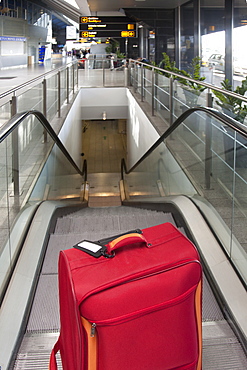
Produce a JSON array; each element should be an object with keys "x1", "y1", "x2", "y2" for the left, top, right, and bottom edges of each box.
[{"x1": 0, "y1": 58, "x2": 71, "y2": 96}]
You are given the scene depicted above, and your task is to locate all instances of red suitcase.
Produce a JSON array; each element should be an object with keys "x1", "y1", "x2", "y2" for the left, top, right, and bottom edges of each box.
[{"x1": 50, "y1": 222, "x2": 202, "y2": 370}]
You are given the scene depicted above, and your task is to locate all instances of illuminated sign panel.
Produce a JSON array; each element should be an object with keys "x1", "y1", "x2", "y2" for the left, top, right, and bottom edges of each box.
[
  {"x1": 80, "y1": 17, "x2": 102, "y2": 23},
  {"x1": 80, "y1": 30, "x2": 135, "y2": 38},
  {"x1": 80, "y1": 16, "x2": 133, "y2": 23},
  {"x1": 79, "y1": 16, "x2": 137, "y2": 38},
  {"x1": 121, "y1": 31, "x2": 136, "y2": 37},
  {"x1": 80, "y1": 23, "x2": 135, "y2": 31}
]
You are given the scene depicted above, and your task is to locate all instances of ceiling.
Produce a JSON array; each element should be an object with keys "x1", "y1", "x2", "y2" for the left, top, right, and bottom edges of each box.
[
  {"x1": 38, "y1": 0, "x2": 191, "y2": 29},
  {"x1": 84, "y1": 0, "x2": 247, "y2": 13},
  {"x1": 38, "y1": 0, "x2": 82, "y2": 23},
  {"x1": 39, "y1": 0, "x2": 247, "y2": 31},
  {"x1": 84, "y1": 0, "x2": 189, "y2": 13}
]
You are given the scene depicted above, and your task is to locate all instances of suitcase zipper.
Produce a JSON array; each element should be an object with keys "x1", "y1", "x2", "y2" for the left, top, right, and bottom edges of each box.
[
  {"x1": 81, "y1": 259, "x2": 201, "y2": 305},
  {"x1": 91, "y1": 323, "x2": 96, "y2": 337},
  {"x1": 88, "y1": 282, "x2": 197, "y2": 333}
]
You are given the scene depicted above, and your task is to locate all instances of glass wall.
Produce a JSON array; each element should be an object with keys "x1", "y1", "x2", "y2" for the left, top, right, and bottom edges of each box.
[
  {"x1": 199, "y1": 0, "x2": 247, "y2": 123},
  {"x1": 233, "y1": 1, "x2": 247, "y2": 85},
  {"x1": 0, "y1": 0, "x2": 51, "y2": 28},
  {"x1": 200, "y1": 0, "x2": 225, "y2": 85},
  {"x1": 180, "y1": 1, "x2": 194, "y2": 72},
  {"x1": 180, "y1": 1, "x2": 247, "y2": 90}
]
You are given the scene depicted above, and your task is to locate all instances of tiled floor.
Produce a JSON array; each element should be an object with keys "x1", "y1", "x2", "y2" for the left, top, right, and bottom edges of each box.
[
  {"x1": 81, "y1": 119, "x2": 127, "y2": 206},
  {"x1": 82, "y1": 119, "x2": 126, "y2": 173}
]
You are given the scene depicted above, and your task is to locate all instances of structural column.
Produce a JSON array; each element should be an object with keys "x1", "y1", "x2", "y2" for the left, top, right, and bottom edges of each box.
[
  {"x1": 194, "y1": 0, "x2": 201, "y2": 58},
  {"x1": 225, "y1": 0, "x2": 233, "y2": 86}
]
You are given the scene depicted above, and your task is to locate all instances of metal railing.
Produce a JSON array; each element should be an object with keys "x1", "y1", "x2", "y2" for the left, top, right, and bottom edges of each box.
[
  {"x1": 121, "y1": 104, "x2": 247, "y2": 287},
  {"x1": 0, "y1": 59, "x2": 78, "y2": 130},
  {"x1": 128, "y1": 58, "x2": 247, "y2": 127},
  {"x1": 78, "y1": 57, "x2": 128, "y2": 88},
  {"x1": 0, "y1": 109, "x2": 86, "y2": 304}
]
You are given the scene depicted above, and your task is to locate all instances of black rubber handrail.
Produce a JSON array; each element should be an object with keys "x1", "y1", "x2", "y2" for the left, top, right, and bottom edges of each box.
[
  {"x1": 121, "y1": 106, "x2": 247, "y2": 179},
  {"x1": 0, "y1": 110, "x2": 87, "y2": 180},
  {"x1": 82, "y1": 159, "x2": 87, "y2": 182}
]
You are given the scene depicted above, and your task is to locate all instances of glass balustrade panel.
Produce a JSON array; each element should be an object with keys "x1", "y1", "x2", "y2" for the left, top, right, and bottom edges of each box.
[
  {"x1": 0, "y1": 137, "x2": 11, "y2": 301},
  {"x1": 0, "y1": 113, "x2": 82, "y2": 300},
  {"x1": 231, "y1": 133, "x2": 247, "y2": 284},
  {"x1": 79, "y1": 59, "x2": 104, "y2": 87},
  {"x1": 46, "y1": 74, "x2": 58, "y2": 122},
  {"x1": 155, "y1": 73, "x2": 170, "y2": 122},
  {"x1": 104, "y1": 60, "x2": 125, "y2": 87},
  {"x1": 143, "y1": 68, "x2": 152, "y2": 107},
  {"x1": 125, "y1": 109, "x2": 247, "y2": 284},
  {"x1": 0, "y1": 101, "x2": 11, "y2": 129},
  {"x1": 16, "y1": 115, "x2": 54, "y2": 206},
  {"x1": 60, "y1": 69, "x2": 67, "y2": 102},
  {"x1": 17, "y1": 82, "x2": 43, "y2": 112},
  {"x1": 28, "y1": 140, "x2": 82, "y2": 203},
  {"x1": 68, "y1": 65, "x2": 74, "y2": 94}
]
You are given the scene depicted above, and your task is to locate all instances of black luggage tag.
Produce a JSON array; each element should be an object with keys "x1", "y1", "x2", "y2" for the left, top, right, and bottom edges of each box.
[
  {"x1": 74, "y1": 240, "x2": 106, "y2": 258},
  {"x1": 73, "y1": 229, "x2": 143, "y2": 258}
]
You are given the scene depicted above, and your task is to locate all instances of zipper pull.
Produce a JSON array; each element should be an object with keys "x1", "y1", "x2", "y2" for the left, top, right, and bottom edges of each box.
[{"x1": 91, "y1": 323, "x2": 96, "y2": 337}]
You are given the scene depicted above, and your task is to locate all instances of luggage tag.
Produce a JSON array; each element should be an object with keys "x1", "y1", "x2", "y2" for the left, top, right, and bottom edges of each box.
[
  {"x1": 74, "y1": 240, "x2": 106, "y2": 258},
  {"x1": 73, "y1": 229, "x2": 142, "y2": 258}
]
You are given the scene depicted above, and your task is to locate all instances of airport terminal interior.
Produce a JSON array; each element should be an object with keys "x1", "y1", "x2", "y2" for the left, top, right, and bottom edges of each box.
[{"x1": 0, "y1": 0, "x2": 247, "y2": 369}]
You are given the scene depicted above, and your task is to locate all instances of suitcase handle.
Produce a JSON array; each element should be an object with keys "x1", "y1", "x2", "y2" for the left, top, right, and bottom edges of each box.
[{"x1": 106, "y1": 232, "x2": 148, "y2": 255}]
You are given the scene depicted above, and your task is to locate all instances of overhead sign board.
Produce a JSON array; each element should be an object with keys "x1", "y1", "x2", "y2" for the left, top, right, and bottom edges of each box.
[
  {"x1": 80, "y1": 16, "x2": 135, "y2": 24},
  {"x1": 79, "y1": 16, "x2": 137, "y2": 38},
  {"x1": 80, "y1": 30, "x2": 136, "y2": 38},
  {"x1": 0, "y1": 36, "x2": 26, "y2": 41},
  {"x1": 121, "y1": 31, "x2": 136, "y2": 37},
  {"x1": 80, "y1": 23, "x2": 135, "y2": 31}
]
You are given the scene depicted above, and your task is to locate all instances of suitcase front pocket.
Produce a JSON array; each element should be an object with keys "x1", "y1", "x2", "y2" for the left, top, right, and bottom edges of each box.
[{"x1": 81, "y1": 274, "x2": 201, "y2": 370}]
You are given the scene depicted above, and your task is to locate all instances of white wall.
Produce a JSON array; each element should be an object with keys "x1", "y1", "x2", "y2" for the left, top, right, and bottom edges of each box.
[
  {"x1": 58, "y1": 87, "x2": 160, "y2": 171},
  {"x1": 57, "y1": 87, "x2": 195, "y2": 197},
  {"x1": 126, "y1": 89, "x2": 159, "y2": 169},
  {"x1": 80, "y1": 87, "x2": 128, "y2": 120},
  {"x1": 58, "y1": 92, "x2": 83, "y2": 168}
]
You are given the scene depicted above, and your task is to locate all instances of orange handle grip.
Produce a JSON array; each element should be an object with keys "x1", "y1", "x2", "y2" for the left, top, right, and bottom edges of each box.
[{"x1": 106, "y1": 233, "x2": 148, "y2": 254}]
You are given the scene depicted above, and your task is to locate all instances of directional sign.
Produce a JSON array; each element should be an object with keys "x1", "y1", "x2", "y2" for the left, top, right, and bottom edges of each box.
[
  {"x1": 80, "y1": 16, "x2": 102, "y2": 23},
  {"x1": 80, "y1": 16, "x2": 134, "y2": 24},
  {"x1": 79, "y1": 16, "x2": 137, "y2": 38},
  {"x1": 80, "y1": 23, "x2": 136, "y2": 31},
  {"x1": 80, "y1": 30, "x2": 136, "y2": 38},
  {"x1": 121, "y1": 31, "x2": 136, "y2": 37}
]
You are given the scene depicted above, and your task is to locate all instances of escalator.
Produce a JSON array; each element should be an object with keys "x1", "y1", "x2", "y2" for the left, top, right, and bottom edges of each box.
[
  {"x1": 0, "y1": 107, "x2": 247, "y2": 369},
  {"x1": 13, "y1": 205, "x2": 247, "y2": 369}
]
